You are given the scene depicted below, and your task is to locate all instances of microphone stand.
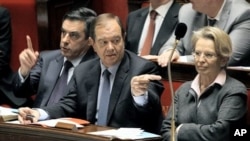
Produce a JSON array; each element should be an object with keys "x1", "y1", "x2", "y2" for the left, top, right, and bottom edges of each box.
[{"x1": 167, "y1": 39, "x2": 179, "y2": 141}]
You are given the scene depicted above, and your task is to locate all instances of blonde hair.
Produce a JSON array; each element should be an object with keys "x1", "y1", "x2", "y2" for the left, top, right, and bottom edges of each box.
[{"x1": 192, "y1": 26, "x2": 232, "y2": 60}]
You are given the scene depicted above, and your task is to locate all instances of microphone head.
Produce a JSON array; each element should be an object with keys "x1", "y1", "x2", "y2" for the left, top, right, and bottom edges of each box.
[{"x1": 175, "y1": 23, "x2": 187, "y2": 40}]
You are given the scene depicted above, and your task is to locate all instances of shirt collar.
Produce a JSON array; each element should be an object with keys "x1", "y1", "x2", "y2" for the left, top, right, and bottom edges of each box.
[
  {"x1": 64, "y1": 51, "x2": 87, "y2": 67},
  {"x1": 149, "y1": 0, "x2": 173, "y2": 18},
  {"x1": 100, "y1": 60, "x2": 121, "y2": 76},
  {"x1": 191, "y1": 69, "x2": 226, "y2": 97}
]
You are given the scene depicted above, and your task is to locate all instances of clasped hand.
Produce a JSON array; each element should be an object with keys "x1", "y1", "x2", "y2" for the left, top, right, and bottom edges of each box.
[{"x1": 17, "y1": 107, "x2": 40, "y2": 124}]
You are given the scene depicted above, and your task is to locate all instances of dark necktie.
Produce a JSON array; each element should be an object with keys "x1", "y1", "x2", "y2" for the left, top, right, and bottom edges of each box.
[
  {"x1": 208, "y1": 19, "x2": 217, "y2": 26},
  {"x1": 97, "y1": 69, "x2": 111, "y2": 126},
  {"x1": 140, "y1": 10, "x2": 158, "y2": 56},
  {"x1": 47, "y1": 60, "x2": 73, "y2": 105}
]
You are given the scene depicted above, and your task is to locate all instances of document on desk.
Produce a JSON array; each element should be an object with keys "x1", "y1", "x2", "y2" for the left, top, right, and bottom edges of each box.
[
  {"x1": 7, "y1": 118, "x2": 89, "y2": 128},
  {"x1": 34, "y1": 118, "x2": 85, "y2": 128},
  {"x1": 0, "y1": 106, "x2": 18, "y2": 122},
  {"x1": 88, "y1": 128, "x2": 161, "y2": 140}
]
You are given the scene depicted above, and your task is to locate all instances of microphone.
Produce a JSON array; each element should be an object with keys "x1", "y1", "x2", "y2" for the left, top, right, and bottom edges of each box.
[
  {"x1": 167, "y1": 23, "x2": 187, "y2": 141},
  {"x1": 175, "y1": 23, "x2": 187, "y2": 40}
]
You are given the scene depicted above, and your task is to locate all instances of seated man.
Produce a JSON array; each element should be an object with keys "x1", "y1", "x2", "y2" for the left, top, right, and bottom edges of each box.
[
  {"x1": 12, "y1": 7, "x2": 97, "y2": 107},
  {"x1": 18, "y1": 13, "x2": 164, "y2": 134},
  {"x1": 125, "y1": 0, "x2": 181, "y2": 59},
  {"x1": 158, "y1": 0, "x2": 250, "y2": 67}
]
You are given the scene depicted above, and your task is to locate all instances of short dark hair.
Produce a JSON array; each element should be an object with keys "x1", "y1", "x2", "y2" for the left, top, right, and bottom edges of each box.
[
  {"x1": 63, "y1": 7, "x2": 97, "y2": 39},
  {"x1": 89, "y1": 13, "x2": 125, "y2": 40}
]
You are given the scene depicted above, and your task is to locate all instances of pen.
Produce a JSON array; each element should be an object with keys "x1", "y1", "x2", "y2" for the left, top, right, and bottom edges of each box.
[{"x1": 12, "y1": 110, "x2": 35, "y2": 123}]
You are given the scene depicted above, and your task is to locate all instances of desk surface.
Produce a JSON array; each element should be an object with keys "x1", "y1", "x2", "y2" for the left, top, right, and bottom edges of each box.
[{"x1": 0, "y1": 122, "x2": 162, "y2": 141}]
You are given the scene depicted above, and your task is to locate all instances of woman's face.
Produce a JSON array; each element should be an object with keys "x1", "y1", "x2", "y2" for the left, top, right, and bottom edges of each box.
[{"x1": 193, "y1": 38, "x2": 225, "y2": 77}]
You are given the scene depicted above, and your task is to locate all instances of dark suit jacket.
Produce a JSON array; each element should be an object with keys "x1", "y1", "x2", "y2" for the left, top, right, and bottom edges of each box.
[
  {"x1": 174, "y1": 0, "x2": 250, "y2": 66},
  {"x1": 0, "y1": 7, "x2": 31, "y2": 107},
  {"x1": 43, "y1": 50, "x2": 164, "y2": 134},
  {"x1": 125, "y1": 2, "x2": 181, "y2": 55},
  {"x1": 13, "y1": 48, "x2": 96, "y2": 107}
]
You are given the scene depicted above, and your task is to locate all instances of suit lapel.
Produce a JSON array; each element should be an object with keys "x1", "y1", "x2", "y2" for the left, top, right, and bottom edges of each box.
[
  {"x1": 39, "y1": 56, "x2": 64, "y2": 106},
  {"x1": 107, "y1": 53, "x2": 129, "y2": 124},
  {"x1": 151, "y1": 3, "x2": 180, "y2": 55},
  {"x1": 217, "y1": 0, "x2": 231, "y2": 30},
  {"x1": 194, "y1": 13, "x2": 207, "y2": 30},
  {"x1": 131, "y1": 9, "x2": 148, "y2": 53},
  {"x1": 85, "y1": 62, "x2": 101, "y2": 121}
]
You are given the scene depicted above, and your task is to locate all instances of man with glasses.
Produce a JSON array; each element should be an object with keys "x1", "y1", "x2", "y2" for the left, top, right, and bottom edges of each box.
[{"x1": 12, "y1": 7, "x2": 97, "y2": 107}]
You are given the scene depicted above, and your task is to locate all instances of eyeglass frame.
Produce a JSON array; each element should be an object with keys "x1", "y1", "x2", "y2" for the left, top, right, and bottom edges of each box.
[{"x1": 192, "y1": 51, "x2": 218, "y2": 60}]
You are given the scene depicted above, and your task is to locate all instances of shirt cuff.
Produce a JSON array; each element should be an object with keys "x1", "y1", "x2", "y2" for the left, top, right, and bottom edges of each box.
[
  {"x1": 18, "y1": 68, "x2": 28, "y2": 83},
  {"x1": 132, "y1": 91, "x2": 148, "y2": 106},
  {"x1": 176, "y1": 124, "x2": 183, "y2": 140},
  {"x1": 35, "y1": 108, "x2": 50, "y2": 120}
]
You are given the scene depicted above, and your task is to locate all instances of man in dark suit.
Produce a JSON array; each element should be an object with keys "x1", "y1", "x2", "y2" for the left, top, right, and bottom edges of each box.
[
  {"x1": 125, "y1": 0, "x2": 181, "y2": 61},
  {"x1": 12, "y1": 7, "x2": 97, "y2": 107},
  {"x1": 18, "y1": 13, "x2": 164, "y2": 134},
  {"x1": 158, "y1": 0, "x2": 250, "y2": 67},
  {"x1": 0, "y1": 6, "x2": 32, "y2": 107}
]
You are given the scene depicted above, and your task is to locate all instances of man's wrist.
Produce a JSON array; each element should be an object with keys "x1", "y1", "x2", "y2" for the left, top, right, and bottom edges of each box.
[{"x1": 32, "y1": 108, "x2": 49, "y2": 120}]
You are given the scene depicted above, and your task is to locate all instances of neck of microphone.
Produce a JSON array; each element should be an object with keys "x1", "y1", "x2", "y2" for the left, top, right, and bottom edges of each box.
[{"x1": 167, "y1": 23, "x2": 187, "y2": 141}]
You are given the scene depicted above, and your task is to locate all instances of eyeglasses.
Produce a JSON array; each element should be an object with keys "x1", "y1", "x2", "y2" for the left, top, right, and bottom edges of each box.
[{"x1": 192, "y1": 51, "x2": 217, "y2": 60}]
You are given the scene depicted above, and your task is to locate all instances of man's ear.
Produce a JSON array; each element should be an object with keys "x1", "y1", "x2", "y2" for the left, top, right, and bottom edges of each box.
[
  {"x1": 88, "y1": 37, "x2": 94, "y2": 46},
  {"x1": 89, "y1": 37, "x2": 97, "y2": 52}
]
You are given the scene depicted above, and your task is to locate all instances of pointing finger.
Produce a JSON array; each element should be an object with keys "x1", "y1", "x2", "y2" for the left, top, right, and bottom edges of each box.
[
  {"x1": 147, "y1": 74, "x2": 162, "y2": 81},
  {"x1": 26, "y1": 35, "x2": 34, "y2": 52}
]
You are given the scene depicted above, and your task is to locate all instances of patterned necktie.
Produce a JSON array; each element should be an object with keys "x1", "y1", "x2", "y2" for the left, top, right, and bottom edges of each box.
[
  {"x1": 47, "y1": 60, "x2": 73, "y2": 105},
  {"x1": 140, "y1": 10, "x2": 158, "y2": 56},
  {"x1": 97, "y1": 69, "x2": 111, "y2": 126}
]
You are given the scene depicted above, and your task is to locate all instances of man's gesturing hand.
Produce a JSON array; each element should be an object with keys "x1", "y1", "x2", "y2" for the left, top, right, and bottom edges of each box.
[{"x1": 131, "y1": 74, "x2": 162, "y2": 96}]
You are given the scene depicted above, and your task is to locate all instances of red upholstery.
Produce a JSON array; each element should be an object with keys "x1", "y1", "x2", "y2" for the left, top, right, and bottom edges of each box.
[
  {"x1": 161, "y1": 80, "x2": 182, "y2": 116},
  {"x1": 91, "y1": 0, "x2": 128, "y2": 27},
  {"x1": 0, "y1": 0, "x2": 39, "y2": 71},
  {"x1": 141, "y1": 1, "x2": 150, "y2": 8}
]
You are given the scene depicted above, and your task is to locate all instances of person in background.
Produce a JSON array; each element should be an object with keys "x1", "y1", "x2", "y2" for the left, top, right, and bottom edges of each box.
[
  {"x1": 161, "y1": 26, "x2": 247, "y2": 141},
  {"x1": 125, "y1": 0, "x2": 181, "y2": 61},
  {"x1": 158, "y1": 0, "x2": 250, "y2": 67},
  {"x1": 0, "y1": 6, "x2": 32, "y2": 108},
  {"x1": 12, "y1": 7, "x2": 97, "y2": 107},
  {"x1": 17, "y1": 13, "x2": 164, "y2": 134}
]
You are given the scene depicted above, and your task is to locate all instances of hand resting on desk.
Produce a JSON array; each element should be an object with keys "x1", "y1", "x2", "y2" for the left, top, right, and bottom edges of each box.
[{"x1": 18, "y1": 107, "x2": 39, "y2": 124}]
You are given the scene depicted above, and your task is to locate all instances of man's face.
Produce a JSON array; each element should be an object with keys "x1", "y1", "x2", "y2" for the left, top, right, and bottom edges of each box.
[
  {"x1": 189, "y1": 0, "x2": 210, "y2": 13},
  {"x1": 60, "y1": 19, "x2": 90, "y2": 60},
  {"x1": 91, "y1": 19, "x2": 125, "y2": 68}
]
